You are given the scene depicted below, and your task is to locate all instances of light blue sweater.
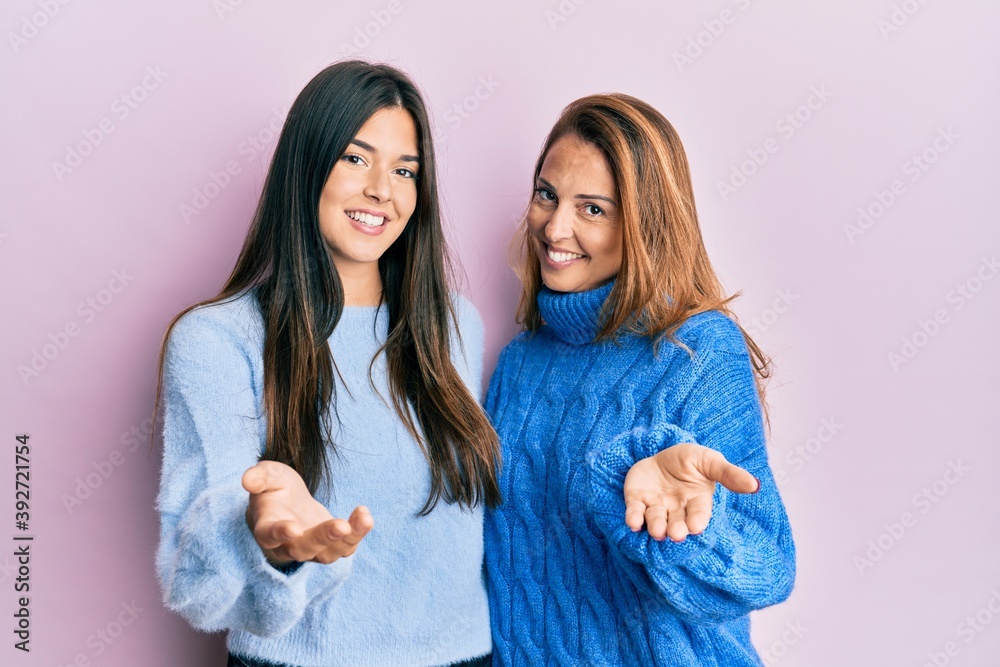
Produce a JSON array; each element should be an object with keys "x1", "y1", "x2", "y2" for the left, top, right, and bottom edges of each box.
[
  {"x1": 156, "y1": 290, "x2": 492, "y2": 667},
  {"x1": 483, "y1": 281, "x2": 796, "y2": 665}
]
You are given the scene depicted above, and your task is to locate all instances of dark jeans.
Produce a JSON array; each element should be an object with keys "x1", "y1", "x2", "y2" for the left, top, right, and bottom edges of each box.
[{"x1": 227, "y1": 651, "x2": 491, "y2": 667}]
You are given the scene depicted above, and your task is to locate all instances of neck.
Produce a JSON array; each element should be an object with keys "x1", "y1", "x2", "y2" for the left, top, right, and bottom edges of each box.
[
  {"x1": 537, "y1": 280, "x2": 616, "y2": 345},
  {"x1": 335, "y1": 261, "x2": 383, "y2": 307}
]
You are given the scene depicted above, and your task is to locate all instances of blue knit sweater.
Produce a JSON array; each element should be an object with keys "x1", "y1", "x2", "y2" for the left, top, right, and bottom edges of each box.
[
  {"x1": 483, "y1": 282, "x2": 796, "y2": 666},
  {"x1": 156, "y1": 290, "x2": 492, "y2": 667}
]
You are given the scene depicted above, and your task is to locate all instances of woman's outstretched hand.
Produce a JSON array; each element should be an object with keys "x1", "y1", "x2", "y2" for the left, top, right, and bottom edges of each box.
[
  {"x1": 623, "y1": 443, "x2": 759, "y2": 543},
  {"x1": 242, "y1": 461, "x2": 374, "y2": 567}
]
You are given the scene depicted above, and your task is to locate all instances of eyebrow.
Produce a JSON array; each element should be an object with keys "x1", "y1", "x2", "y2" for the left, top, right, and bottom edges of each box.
[
  {"x1": 350, "y1": 139, "x2": 420, "y2": 164},
  {"x1": 537, "y1": 176, "x2": 617, "y2": 207}
]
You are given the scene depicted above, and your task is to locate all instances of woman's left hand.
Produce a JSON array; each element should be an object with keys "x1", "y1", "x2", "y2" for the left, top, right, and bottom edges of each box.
[{"x1": 623, "y1": 443, "x2": 760, "y2": 542}]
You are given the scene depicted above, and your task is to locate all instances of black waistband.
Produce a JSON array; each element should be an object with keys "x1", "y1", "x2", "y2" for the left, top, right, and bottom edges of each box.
[{"x1": 227, "y1": 651, "x2": 491, "y2": 667}]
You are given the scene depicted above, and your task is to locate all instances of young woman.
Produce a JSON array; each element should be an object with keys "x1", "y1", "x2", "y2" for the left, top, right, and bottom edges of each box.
[
  {"x1": 154, "y1": 61, "x2": 498, "y2": 667},
  {"x1": 483, "y1": 94, "x2": 796, "y2": 665}
]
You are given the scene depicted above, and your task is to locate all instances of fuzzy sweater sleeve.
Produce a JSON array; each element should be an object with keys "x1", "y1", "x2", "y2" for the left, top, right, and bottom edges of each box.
[
  {"x1": 155, "y1": 308, "x2": 352, "y2": 638},
  {"x1": 585, "y1": 343, "x2": 796, "y2": 626}
]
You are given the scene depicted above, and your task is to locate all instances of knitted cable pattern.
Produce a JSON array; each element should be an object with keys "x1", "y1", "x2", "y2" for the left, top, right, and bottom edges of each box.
[{"x1": 484, "y1": 281, "x2": 796, "y2": 666}]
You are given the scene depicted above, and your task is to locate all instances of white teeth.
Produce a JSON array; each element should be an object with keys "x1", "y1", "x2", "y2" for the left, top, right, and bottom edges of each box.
[
  {"x1": 547, "y1": 248, "x2": 584, "y2": 263},
  {"x1": 347, "y1": 211, "x2": 386, "y2": 227}
]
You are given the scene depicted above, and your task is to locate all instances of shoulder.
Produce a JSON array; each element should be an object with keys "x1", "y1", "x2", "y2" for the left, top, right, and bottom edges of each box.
[
  {"x1": 447, "y1": 291, "x2": 486, "y2": 362},
  {"x1": 667, "y1": 312, "x2": 762, "y2": 419},
  {"x1": 161, "y1": 292, "x2": 267, "y2": 400},
  {"x1": 449, "y1": 291, "x2": 484, "y2": 340},
  {"x1": 166, "y1": 291, "x2": 264, "y2": 363},
  {"x1": 670, "y1": 310, "x2": 750, "y2": 359},
  {"x1": 487, "y1": 328, "x2": 548, "y2": 386},
  {"x1": 447, "y1": 291, "x2": 486, "y2": 391}
]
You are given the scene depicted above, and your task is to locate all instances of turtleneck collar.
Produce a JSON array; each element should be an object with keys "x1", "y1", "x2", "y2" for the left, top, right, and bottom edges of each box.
[{"x1": 537, "y1": 280, "x2": 615, "y2": 345}]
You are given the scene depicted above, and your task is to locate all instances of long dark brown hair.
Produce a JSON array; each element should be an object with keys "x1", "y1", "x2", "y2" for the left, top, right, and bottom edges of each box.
[
  {"x1": 516, "y1": 93, "x2": 772, "y2": 418},
  {"x1": 153, "y1": 60, "x2": 500, "y2": 514}
]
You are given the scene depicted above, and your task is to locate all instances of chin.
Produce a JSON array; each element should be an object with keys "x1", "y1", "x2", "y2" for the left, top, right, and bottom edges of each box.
[{"x1": 541, "y1": 274, "x2": 580, "y2": 293}]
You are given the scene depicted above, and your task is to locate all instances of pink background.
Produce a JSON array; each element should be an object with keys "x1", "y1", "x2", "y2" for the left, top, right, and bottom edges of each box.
[{"x1": 3, "y1": 1, "x2": 999, "y2": 665}]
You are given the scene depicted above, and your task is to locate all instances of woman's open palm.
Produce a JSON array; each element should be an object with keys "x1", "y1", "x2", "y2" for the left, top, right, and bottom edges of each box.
[
  {"x1": 623, "y1": 443, "x2": 759, "y2": 543},
  {"x1": 242, "y1": 460, "x2": 374, "y2": 567}
]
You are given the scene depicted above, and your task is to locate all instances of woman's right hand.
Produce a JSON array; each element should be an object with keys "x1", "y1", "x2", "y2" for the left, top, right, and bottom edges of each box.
[
  {"x1": 242, "y1": 461, "x2": 373, "y2": 567},
  {"x1": 623, "y1": 443, "x2": 759, "y2": 543}
]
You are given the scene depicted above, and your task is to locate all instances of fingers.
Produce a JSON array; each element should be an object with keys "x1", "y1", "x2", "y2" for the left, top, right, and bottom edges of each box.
[
  {"x1": 664, "y1": 506, "x2": 691, "y2": 543},
  {"x1": 716, "y1": 462, "x2": 759, "y2": 495},
  {"x1": 644, "y1": 505, "x2": 668, "y2": 541},
  {"x1": 348, "y1": 506, "x2": 375, "y2": 536},
  {"x1": 312, "y1": 506, "x2": 375, "y2": 563},
  {"x1": 625, "y1": 498, "x2": 647, "y2": 532},
  {"x1": 301, "y1": 518, "x2": 353, "y2": 558},
  {"x1": 626, "y1": 497, "x2": 686, "y2": 542},
  {"x1": 274, "y1": 507, "x2": 374, "y2": 565},
  {"x1": 622, "y1": 445, "x2": 760, "y2": 544},
  {"x1": 321, "y1": 507, "x2": 374, "y2": 551},
  {"x1": 253, "y1": 518, "x2": 303, "y2": 551},
  {"x1": 627, "y1": 497, "x2": 707, "y2": 543},
  {"x1": 623, "y1": 457, "x2": 661, "y2": 532},
  {"x1": 261, "y1": 519, "x2": 345, "y2": 563},
  {"x1": 642, "y1": 504, "x2": 698, "y2": 543},
  {"x1": 684, "y1": 494, "x2": 713, "y2": 536},
  {"x1": 242, "y1": 460, "x2": 296, "y2": 495},
  {"x1": 647, "y1": 500, "x2": 712, "y2": 543},
  {"x1": 700, "y1": 450, "x2": 760, "y2": 495}
]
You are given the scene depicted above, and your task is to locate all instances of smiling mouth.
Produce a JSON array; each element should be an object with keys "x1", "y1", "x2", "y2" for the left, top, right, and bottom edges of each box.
[
  {"x1": 346, "y1": 210, "x2": 387, "y2": 227},
  {"x1": 545, "y1": 244, "x2": 585, "y2": 263}
]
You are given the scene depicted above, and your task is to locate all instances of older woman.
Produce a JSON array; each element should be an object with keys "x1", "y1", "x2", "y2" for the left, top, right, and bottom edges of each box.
[{"x1": 484, "y1": 94, "x2": 796, "y2": 665}]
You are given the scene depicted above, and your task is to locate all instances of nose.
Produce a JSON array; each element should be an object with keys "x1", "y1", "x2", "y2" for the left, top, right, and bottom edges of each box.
[
  {"x1": 363, "y1": 167, "x2": 391, "y2": 203},
  {"x1": 543, "y1": 204, "x2": 574, "y2": 244}
]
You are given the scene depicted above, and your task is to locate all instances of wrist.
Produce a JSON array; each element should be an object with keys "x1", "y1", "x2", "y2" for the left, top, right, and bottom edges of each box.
[{"x1": 268, "y1": 556, "x2": 303, "y2": 574}]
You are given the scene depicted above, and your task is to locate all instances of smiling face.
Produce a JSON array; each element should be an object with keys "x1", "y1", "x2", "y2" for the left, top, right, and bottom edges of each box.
[
  {"x1": 318, "y1": 106, "x2": 420, "y2": 285},
  {"x1": 526, "y1": 133, "x2": 623, "y2": 293}
]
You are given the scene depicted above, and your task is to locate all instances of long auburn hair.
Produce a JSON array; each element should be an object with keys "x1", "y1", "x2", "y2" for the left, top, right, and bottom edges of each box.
[
  {"x1": 153, "y1": 60, "x2": 501, "y2": 514},
  {"x1": 515, "y1": 93, "x2": 772, "y2": 414}
]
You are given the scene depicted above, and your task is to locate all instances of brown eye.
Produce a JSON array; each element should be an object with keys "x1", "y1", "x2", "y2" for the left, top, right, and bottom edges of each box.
[{"x1": 534, "y1": 187, "x2": 555, "y2": 202}]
